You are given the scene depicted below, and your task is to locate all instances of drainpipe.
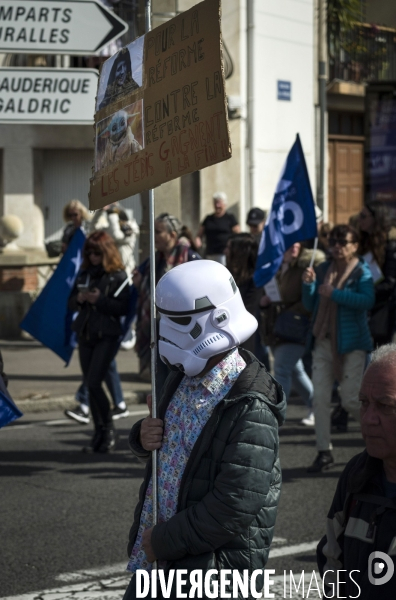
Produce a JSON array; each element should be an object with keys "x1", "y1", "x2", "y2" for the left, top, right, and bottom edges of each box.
[
  {"x1": 317, "y1": 0, "x2": 327, "y2": 213},
  {"x1": 247, "y1": 0, "x2": 255, "y2": 211}
]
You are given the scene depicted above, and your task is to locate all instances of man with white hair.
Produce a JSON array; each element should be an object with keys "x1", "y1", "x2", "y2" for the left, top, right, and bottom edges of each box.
[
  {"x1": 195, "y1": 192, "x2": 240, "y2": 265},
  {"x1": 317, "y1": 343, "x2": 396, "y2": 599}
]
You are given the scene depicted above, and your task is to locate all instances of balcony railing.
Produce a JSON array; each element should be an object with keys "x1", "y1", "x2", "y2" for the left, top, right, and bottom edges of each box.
[{"x1": 328, "y1": 22, "x2": 396, "y2": 84}]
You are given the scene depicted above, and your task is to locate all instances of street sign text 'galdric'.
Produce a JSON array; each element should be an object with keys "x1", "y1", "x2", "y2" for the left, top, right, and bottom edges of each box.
[
  {"x1": 0, "y1": 0, "x2": 128, "y2": 55},
  {"x1": 0, "y1": 68, "x2": 98, "y2": 123}
]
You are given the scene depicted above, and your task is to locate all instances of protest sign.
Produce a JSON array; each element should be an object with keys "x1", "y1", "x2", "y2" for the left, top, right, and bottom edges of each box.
[{"x1": 89, "y1": 0, "x2": 231, "y2": 210}]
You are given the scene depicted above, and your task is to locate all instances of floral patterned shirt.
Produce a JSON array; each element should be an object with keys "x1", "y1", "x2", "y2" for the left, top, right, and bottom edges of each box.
[{"x1": 127, "y1": 348, "x2": 246, "y2": 573}]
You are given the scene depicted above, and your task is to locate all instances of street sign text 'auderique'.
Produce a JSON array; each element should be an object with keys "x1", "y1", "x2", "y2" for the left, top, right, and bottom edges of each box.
[{"x1": 0, "y1": 68, "x2": 98, "y2": 123}]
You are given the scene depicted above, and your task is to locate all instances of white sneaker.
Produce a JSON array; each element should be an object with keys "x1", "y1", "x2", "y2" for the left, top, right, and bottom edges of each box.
[
  {"x1": 120, "y1": 340, "x2": 135, "y2": 351},
  {"x1": 64, "y1": 406, "x2": 90, "y2": 425},
  {"x1": 120, "y1": 330, "x2": 136, "y2": 351},
  {"x1": 301, "y1": 412, "x2": 315, "y2": 427},
  {"x1": 111, "y1": 406, "x2": 130, "y2": 420}
]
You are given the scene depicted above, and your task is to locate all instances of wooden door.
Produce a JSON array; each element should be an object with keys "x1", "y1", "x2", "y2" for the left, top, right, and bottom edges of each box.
[{"x1": 328, "y1": 140, "x2": 364, "y2": 225}]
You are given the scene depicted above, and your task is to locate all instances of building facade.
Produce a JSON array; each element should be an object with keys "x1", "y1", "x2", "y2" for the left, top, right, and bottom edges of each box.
[
  {"x1": 0, "y1": 0, "x2": 317, "y2": 254},
  {"x1": 1, "y1": 0, "x2": 395, "y2": 336}
]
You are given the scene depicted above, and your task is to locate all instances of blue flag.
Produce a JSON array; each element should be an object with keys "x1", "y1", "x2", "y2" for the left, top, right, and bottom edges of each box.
[
  {"x1": 0, "y1": 376, "x2": 22, "y2": 429},
  {"x1": 20, "y1": 229, "x2": 86, "y2": 364},
  {"x1": 254, "y1": 134, "x2": 317, "y2": 287}
]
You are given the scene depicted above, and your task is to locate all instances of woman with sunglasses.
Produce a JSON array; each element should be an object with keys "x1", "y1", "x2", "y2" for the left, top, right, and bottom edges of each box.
[
  {"x1": 331, "y1": 203, "x2": 396, "y2": 432},
  {"x1": 61, "y1": 199, "x2": 91, "y2": 254},
  {"x1": 302, "y1": 224, "x2": 375, "y2": 473},
  {"x1": 69, "y1": 231, "x2": 130, "y2": 453},
  {"x1": 358, "y1": 201, "x2": 396, "y2": 347}
]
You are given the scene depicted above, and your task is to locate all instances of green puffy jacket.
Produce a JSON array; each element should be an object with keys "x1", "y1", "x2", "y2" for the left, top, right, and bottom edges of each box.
[{"x1": 127, "y1": 349, "x2": 286, "y2": 596}]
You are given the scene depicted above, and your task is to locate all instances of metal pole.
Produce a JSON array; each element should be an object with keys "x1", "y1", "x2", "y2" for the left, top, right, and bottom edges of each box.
[
  {"x1": 317, "y1": 0, "x2": 327, "y2": 213},
  {"x1": 247, "y1": 0, "x2": 255, "y2": 211},
  {"x1": 145, "y1": 0, "x2": 158, "y2": 570}
]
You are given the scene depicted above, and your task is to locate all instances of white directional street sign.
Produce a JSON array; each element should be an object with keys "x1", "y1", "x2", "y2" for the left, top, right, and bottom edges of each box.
[
  {"x1": 0, "y1": 68, "x2": 98, "y2": 123},
  {"x1": 0, "y1": 0, "x2": 128, "y2": 55}
]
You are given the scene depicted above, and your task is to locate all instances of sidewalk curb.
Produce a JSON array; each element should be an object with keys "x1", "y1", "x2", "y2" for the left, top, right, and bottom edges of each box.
[{"x1": 17, "y1": 390, "x2": 147, "y2": 413}]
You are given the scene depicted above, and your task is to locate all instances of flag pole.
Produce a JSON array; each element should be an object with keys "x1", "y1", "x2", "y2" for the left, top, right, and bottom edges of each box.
[
  {"x1": 145, "y1": 0, "x2": 159, "y2": 571},
  {"x1": 309, "y1": 237, "x2": 318, "y2": 269}
]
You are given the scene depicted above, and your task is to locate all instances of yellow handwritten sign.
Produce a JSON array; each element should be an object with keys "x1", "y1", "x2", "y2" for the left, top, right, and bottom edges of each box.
[{"x1": 89, "y1": 0, "x2": 231, "y2": 210}]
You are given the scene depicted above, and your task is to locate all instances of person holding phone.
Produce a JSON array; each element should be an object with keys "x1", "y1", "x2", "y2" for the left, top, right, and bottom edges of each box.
[
  {"x1": 69, "y1": 231, "x2": 130, "y2": 453},
  {"x1": 60, "y1": 201, "x2": 128, "y2": 424}
]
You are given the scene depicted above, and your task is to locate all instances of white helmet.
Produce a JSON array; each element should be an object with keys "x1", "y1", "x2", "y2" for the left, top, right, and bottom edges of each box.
[{"x1": 156, "y1": 260, "x2": 258, "y2": 377}]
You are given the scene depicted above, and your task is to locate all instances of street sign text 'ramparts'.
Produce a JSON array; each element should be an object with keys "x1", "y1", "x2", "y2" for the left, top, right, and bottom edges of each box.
[{"x1": 0, "y1": 0, "x2": 128, "y2": 55}]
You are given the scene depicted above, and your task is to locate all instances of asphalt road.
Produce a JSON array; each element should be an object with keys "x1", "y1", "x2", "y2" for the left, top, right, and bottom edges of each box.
[
  {"x1": 0, "y1": 398, "x2": 365, "y2": 599},
  {"x1": 1, "y1": 342, "x2": 150, "y2": 403}
]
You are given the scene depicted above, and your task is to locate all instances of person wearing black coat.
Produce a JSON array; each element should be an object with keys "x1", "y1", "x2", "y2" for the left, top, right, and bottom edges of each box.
[
  {"x1": 317, "y1": 346, "x2": 396, "y2": 599},
  {"x1": 69, "y1": 231, "x2": 130, "y2": 452},
  {"x1": 126, "y1": 353, "x2": 285, "y2": 590},
  {"x1": 122, "y1": 260, "x2": 286, "y2": 600}
]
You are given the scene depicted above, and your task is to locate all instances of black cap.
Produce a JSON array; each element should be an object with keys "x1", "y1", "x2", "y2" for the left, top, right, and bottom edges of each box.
[{"x1": 246, "y1": 207, "x2": 266, "y2": 225}]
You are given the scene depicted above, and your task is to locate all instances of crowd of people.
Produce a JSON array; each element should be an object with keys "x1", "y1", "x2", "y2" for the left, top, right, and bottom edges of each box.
[
  {"x1": 59, "y1": 194, "x2": 396, "y2": 470},
  {"x1": 38, "y1": 192, "x2": 396, "y2": 597}
]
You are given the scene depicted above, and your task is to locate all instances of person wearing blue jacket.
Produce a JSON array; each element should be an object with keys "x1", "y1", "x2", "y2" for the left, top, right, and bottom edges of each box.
[{"x1": 302, "y1": 224, "x2": 375, "y2": 473}]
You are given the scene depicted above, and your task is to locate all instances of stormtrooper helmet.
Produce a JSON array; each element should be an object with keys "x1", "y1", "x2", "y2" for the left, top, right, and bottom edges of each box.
[{"x1": 156, "y1": 260, "x2": 258, "y2": 377}]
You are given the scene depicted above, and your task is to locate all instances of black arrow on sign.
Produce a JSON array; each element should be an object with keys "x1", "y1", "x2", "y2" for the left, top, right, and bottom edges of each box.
[{"x1": 95, "y1": 4, "x2": 128, "y2": 52}]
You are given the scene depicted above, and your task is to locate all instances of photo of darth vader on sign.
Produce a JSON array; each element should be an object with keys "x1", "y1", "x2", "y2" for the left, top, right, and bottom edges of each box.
[
  {"x1": 95, "y1": 101, "x2": 144, "y2": 171},
  {"x1": 96, "y1": 36, "x2": 144, "y2": 111}
]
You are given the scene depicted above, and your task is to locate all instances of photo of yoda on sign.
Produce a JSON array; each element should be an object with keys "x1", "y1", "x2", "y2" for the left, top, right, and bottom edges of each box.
[{"x1": 95, "y1": 101, "x2": 144, "y2": 172}]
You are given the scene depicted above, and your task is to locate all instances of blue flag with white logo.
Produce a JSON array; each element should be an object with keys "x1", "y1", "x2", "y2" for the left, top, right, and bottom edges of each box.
[
  {"x1": 254, "y1": 134, "x2": 317, "y2": 287},
  {"x1": 20, "y1": 229, "x2": 86, "y2": 364},
  {"x1": 0, "y1": 375, "x2": 22, "y2": 429}
]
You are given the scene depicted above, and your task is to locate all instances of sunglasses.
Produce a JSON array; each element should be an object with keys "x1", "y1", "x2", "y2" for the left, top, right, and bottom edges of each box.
[
  {"x1": 157, "y1": 213, "x2": 179, "y2": 233},
  {"x1": 68, "y1": 213, "x2": 79, "y2": 218},
  {"x1": 328, "y1": 238, "x2": 354, "y2": 248},
  {"x1": 86, "y1": 250, "x2": 102, "y2": 257}
]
